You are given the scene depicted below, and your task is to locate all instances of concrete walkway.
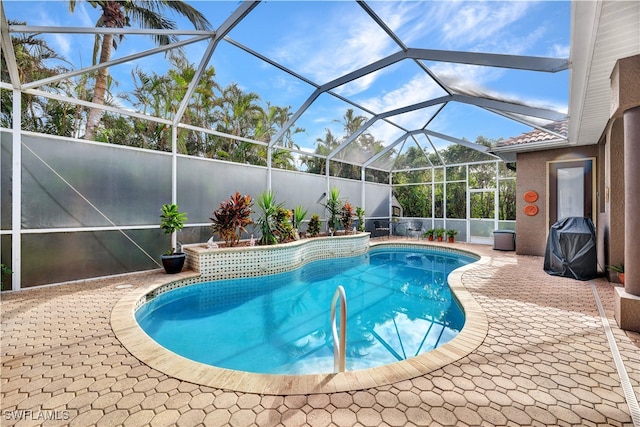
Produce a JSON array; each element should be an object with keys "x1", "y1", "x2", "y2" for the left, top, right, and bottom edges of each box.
[{"x1": 2, "y1": 241, "x2": 639, "y2": 426}]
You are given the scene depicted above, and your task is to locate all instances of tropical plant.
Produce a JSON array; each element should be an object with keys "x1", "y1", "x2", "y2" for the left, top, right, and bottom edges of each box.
[
  {"x1": 68, "y1": 0, "x2": 211, "y2": 140},
  {"x1": 292, "y1": 205, "x2": 308, "y2": 231},
  {"x1": 355, "y1": 207, "x2": 365, "y2": 232},
  {"x1": 324, "y1": 187, "x2": 342, "y2": 233},
  {"x1": 255, "y1": 190, "x2": 281, "y2": 245},
  {"x1": 300, "y1": 109, "x2": 385, "y2": 179},
  {"x1": 274, "y1": 207, "x2": 295, "y2": 243},
  {"x1": 210, "y1": 192, "x2": 253, "y2": 247},
  {"x1": 341, "y1": 202, "x2": 355, "y2": 233},
  {"x1": 423, "y1": 228, "x2": 435, "y2": 239},
  {"x1": 307, "y1": 214, "x2": 321, "y2": 237},
  {"x1": 0, "y1": 21, "x2": 75, "y2": 134},
  {"x1": 435, "y1": 228, "x2": 446, "y2": 239},
  {"x1": 446, "y1": 229, "x2": 459, "y2": 238},
  {"x1": 159, "y1": 203, "x2": 187, "y2": 254},
  {"x1": 607, "y1": 262, "x2": 624, "y2": 273}
]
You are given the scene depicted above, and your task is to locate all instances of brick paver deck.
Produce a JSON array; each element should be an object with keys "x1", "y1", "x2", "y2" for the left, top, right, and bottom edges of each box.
[{"x1": 2, "y1": 241, "x2": 639, "y2": 426}]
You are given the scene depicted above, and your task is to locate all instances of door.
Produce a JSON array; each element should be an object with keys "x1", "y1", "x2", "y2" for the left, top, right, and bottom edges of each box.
[{"x1": 548, "y1": 159, "x2": 595, "y2": 227}]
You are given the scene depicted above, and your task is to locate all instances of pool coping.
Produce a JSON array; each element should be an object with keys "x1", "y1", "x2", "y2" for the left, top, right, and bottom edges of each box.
[{"x1": 110, "y1": 241, "x2": 489, "y2": 395}]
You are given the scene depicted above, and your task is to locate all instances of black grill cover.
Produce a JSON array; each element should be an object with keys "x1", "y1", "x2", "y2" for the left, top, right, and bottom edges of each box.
[{"x1": 543, "y1": 217, "x2": 597, "y2": 280}]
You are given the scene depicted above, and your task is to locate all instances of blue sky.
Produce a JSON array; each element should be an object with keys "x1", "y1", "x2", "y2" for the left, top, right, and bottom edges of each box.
[{"x1": 4, "y1": 1, "x2": 571, "y2": 155}]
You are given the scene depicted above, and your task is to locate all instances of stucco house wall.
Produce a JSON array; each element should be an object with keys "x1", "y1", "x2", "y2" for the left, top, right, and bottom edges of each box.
[
  {"x1": 515, "y1": 146, "x2": 600, "y2": 258},
  {"x1": 602, "y1": 119, "x2": 626, "y2": 281}
]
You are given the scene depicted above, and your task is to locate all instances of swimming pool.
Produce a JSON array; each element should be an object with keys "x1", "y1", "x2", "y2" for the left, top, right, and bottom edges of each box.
[{"x1": 136, "y1": 246, "x2": 476, "y2": 375}]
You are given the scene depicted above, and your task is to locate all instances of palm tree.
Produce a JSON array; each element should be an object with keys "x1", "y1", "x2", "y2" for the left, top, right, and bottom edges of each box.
[
  {"x1": 1, "y1": 21, "x2": 72, "y2": 133},
  {"x1": 68, "y1": 0, "x2": 211, "y2": 140},
  {"x1": 210, "y1": 84, "x2": 263, "y2": 161}
]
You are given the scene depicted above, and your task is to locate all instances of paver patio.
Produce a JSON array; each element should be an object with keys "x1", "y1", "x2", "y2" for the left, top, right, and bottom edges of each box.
[{"x1": 2, "y1": 240, "x2": 639, "y2": 426}]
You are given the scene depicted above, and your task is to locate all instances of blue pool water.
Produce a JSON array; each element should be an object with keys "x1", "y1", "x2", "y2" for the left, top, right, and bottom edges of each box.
[{"x1": 136, "y1": 247, "x2": 476, "y2": 375}]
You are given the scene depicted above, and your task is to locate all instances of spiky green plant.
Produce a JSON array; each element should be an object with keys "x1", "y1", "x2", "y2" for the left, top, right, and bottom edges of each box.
[
  {"x1": 255, "y1": 190, "x2": 281, "y2": 245},
  {"x1": 607, "y1": 262, "x2": 624, "y2": 273},
  {"x1": 324, "y1": 186, "x2": 342, "y2": 233},
  {"x1": 292, "y1": 205, "x2": 308, "y2": 230}
]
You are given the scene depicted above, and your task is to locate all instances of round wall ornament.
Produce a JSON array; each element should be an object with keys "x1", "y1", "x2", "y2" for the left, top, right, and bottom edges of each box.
[
  {"x1": 524, "y1": 204, "x2": 538, "y2": 216},
  {"x1": 523, "y1": 191, "x2": 538, "y2": 203}
]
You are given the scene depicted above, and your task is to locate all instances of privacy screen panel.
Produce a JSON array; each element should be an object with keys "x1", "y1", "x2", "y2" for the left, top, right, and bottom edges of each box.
[
  {"x1": 177, "y1": 156, "x2": 268, "y2": 224},
  {"x1": 21, "y1": 134, "x2": 171, "y2": 228},
  {"x1": 21, "y1": 229, "x2": 164, "y2": 288},
  {"x1": 1, "y1": 131, "x2": 11, "y2": 230}
]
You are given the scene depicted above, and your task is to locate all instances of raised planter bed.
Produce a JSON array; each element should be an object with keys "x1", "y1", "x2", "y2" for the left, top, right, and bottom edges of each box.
[{"x1": 182, "y1": 233, "x2": 370, "y2": 281}]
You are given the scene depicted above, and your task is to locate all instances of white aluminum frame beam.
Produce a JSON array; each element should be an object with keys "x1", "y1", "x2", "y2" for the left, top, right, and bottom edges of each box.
[
  {"x1": 173, "y1": 0, "x2": 259, "y2": 126},
  {"x1": 8, "y1": 25, "x2": 214, "y2": 36},
  {"x1": 452, "y1": 94, "x2": 567, "y2": 122},
  {"x1": 23, "y1": 35, "x2": 210, "y2": 90},
  {"x1": 0, "y1": 2, "x2": 20, "y2": 89},
  {"x1": 362, "y1": 127, "x2": 495, "y2": 171},
  {"x1": 269, "y1": 44, "x2": 566, "y2": 147},
  {"x1": 406, "y1": 48, "x2": 569, "y2": 72},
  {"x1": 487, "y1": 108, "x2": 568, "y2": 140},
  {"x1": 330, "y1": 90, "x2": 541, "y2": 167}
]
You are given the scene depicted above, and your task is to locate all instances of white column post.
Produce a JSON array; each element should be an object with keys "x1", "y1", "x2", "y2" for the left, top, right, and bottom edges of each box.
[{"x1": 11, "y1": 90, "x2": 21, "y2": 291}]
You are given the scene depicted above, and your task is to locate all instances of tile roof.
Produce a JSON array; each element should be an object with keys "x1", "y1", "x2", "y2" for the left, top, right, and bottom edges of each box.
[{"x1": 496, "y1": 120, "x2": 568, "y2": 147}]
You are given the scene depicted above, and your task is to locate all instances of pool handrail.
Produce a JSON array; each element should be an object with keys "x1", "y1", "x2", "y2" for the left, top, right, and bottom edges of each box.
[{"x1": 331, "y1": 285, "x2": 347, "y2": 373}]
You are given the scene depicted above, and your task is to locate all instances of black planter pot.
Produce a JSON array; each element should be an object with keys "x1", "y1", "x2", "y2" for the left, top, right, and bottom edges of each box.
[{"x1": 161, "y1": 253, "x2": 186, "y2": 274}]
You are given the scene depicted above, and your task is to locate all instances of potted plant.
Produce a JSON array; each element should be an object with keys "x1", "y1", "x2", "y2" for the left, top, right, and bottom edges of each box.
[
  {"x1": 446, "y1": 229, "x2": 459, "y2": 243},
  {"x1": 607, "y1": 262, "x2": 625, "y2": 284},
  {"x1": 324, "y1": 187, "x2": 342, "y2": 235},
  {"x1": 435, "y1": 228, "x2": 446, "y2": 242},
  {"x1": 292, "y1": 204, "x2": 308, "y2": 239},
  {"x1": 423, "y1": 228, "x2": 435, "y2": 241},
  {"x1": 210, "y1": 192, "x2": 253, "y2": 247},
  {"x1": 307, "y1": 214, "x2": 322, "y2": 237},
  {"x1": 160, "y1": 203, "x2": 188, "y2": 274},
  {"x1": 340, "y1": 202, "x2": 354, "y2": 234},
  {"x1": 355, "y1": 207, "x2": 365, "y2": 232}
]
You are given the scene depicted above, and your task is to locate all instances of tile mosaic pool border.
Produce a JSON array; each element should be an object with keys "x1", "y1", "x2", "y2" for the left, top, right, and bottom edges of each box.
[
  {"x1": 111, "y1": 239, "x2": 489, "y2": 395},
  {"x1": 183, "y1": 233, "x2": 370, "y2": 280}
]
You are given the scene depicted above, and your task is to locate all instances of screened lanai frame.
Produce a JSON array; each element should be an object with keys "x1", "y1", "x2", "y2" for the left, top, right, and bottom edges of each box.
[{"x1": 1, "y1": 0, "x2": 569, "y2": 290}]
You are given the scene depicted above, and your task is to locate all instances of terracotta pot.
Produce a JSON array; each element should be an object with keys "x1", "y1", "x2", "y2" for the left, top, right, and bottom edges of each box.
[
  {"x1": 448, "y1": 237, "x2": 454, "y2": 243},
  {"x1": 428, "y1": 236, "x2": 434, "y2": 241},
  {"x1": 619, "y1": 272, "x2": 625, "y2": 285},
  {"x1": 437, "y1": 237, "x2": 443, "y2": 242}
]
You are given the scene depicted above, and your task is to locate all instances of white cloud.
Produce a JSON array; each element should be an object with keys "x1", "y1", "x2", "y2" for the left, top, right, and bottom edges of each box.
[
  {"x1": 28, "y1": 2, "x2": 96, "y2": 58},
  {"x1": 270, "y1": 5, "x2": 395, "y2": 89},
  {"x1": 550, "y1": 43, "x2": 570, "y2": 58},
  {"x1": 432, "y1": 62, "x2": 568, "y2": 115},
  {"x1": 358, "y1": 73, "x2": 446, "y2": 114},
  {"x1": 441, "y1": 2, "x2": 532, "y2": 47},
  {"x1": 430, "y1": 62, "x2": 502, "y2": 90},
  {"x1": 367, "y1": 1, "x2": 434, "y2": 45}
]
